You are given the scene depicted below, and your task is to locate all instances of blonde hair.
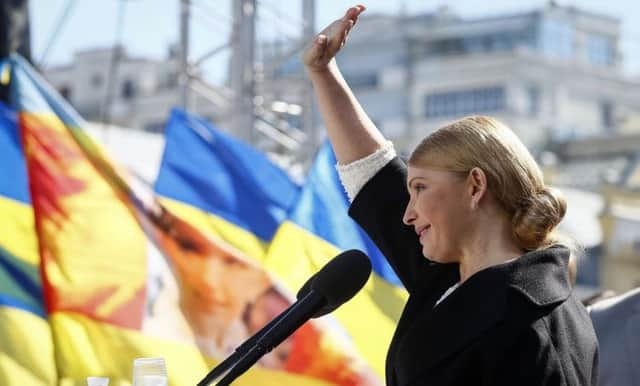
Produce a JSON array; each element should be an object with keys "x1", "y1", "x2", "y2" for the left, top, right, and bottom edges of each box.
[{"x1": 408, "y1": 116, "x2": 566, "y2": 251}]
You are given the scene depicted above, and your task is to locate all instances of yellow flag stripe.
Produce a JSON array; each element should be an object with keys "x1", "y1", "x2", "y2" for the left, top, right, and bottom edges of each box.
[
  {"x1": 264, "y1": 221, "x2": 408, "y2": 379},
  {"x1": 160, "y1": 197, "x2": 270, "y2": 263},
  {"x1": 0, "y1": 196, "x2": 39, "y2": 266},
  {"x1": 0, "y1": 307, "x2": 57, "y2": 386}
]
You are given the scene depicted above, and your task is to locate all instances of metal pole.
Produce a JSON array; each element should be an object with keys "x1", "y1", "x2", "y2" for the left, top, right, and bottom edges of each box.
[
  {"x1": 0, "y1": 0, "x2": 31, "y2": 62},
  {"x1": 1, "y1": 0, "x2": 31, "y2": 102},
  {"x1": 230, "y1": 0, "x2": 256, "y2": 143},
  {"x1": 100, "y1": 0, "x2": 126, "y2": 128},
  {"x1": 406, "y1": 36, "x2": 415, "y2": 151},
  {"x1": 301, "y1": 0, "x2": 315, "y2": 162},
  {"x1": 0, "y1": 0, "x2": 9, "y2": 103},
  {"x1": 179, "y1": 0, "x2": 190, "y2": 109}
]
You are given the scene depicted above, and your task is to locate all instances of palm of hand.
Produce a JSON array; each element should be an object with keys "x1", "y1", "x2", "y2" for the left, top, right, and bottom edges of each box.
[{"x1": 302, "y1": 5, "x2": 365, "y2": 71}]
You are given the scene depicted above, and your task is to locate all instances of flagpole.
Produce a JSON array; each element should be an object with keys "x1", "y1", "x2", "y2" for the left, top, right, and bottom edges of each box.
[
  {"x1": 0, "y1": 0, "x2": 31, "y2": 63},
  {"x1": 179, "y1": 0, "x2": 190, "y2": 109},
  {"x1": 1, "y1": 0, "x2": 32, "y2": 103}
]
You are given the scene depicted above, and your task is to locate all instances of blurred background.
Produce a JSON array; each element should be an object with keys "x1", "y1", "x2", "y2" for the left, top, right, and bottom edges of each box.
[
  {"x1": 18, "y1": 0, "x2": 638, "y2": 294},
  {"x1": 2, "y1": 0, "x2": 640, "y2": 384},
  {"x1": 1, "y1": 0, "x2": 637, "y2": 297}
]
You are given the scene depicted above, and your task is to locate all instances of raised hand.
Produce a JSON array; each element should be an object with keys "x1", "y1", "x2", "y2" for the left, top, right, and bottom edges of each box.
[{"x1": 302, "y1": 5, "x2": 365, "y2": 73}]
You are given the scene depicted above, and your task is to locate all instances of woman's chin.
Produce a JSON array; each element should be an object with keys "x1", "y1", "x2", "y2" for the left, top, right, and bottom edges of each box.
[
  {"x1": 422, "y1": 248, "x2": 455, "y2": 264},
  {"x1": 421, "y1": 246, "x2": 436, "y2": 261}
]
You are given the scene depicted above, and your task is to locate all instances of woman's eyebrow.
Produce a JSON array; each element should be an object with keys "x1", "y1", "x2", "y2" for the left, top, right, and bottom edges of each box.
[{"x1": 406, "y1": 176, "x2": 427, "y2": 189}]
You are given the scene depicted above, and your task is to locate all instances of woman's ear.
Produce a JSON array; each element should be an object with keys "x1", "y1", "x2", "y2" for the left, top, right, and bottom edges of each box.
[{"x1": 468, "y1": 167, "x2": 487, "y2": 209}]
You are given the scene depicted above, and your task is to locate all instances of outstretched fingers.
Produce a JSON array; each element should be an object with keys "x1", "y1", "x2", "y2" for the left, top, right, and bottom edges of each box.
[
  {"x1": 302, "y1": 5, "x2": 365, "y2": 71},
  {"x1": 346, "y1": 4, "x2": 366, "y2": 25},
  {"x1": 326, "y1": 18, "x2": 353, "y2": 54},
  {"x1": 326, "y1": 5, "x2": 364, "y2": 56}
]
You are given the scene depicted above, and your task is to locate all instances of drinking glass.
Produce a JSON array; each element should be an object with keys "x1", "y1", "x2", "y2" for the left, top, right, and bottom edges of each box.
[{"x1": 132, "y1": 357, "x2": 168, "y2": 386}]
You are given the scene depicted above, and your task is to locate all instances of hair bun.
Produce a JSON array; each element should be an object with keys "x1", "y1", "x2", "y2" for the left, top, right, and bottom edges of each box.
[{"x1": 512, "y1": 187, "x2": 567, "y2": 250}]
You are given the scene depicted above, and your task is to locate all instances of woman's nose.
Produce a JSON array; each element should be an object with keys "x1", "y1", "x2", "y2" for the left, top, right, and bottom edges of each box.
[{"x1": 403, "y1": 204, "x2": 416, "y2": 226}]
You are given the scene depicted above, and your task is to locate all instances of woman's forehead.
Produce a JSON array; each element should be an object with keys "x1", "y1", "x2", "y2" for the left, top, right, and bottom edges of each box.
[
  {"x1": 407, "y1": 166, "x2": 429, "y2": 179},
  {"x1": 407, "y1": 166, "x2": 452, "y2": 182}
]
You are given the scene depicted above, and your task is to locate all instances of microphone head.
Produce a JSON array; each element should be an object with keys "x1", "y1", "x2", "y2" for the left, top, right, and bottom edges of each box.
[
  {"x1": 296, "y1": 271, "x2": 316, "y2": 300},
  {"x1": 308, "y1": 249, "x2": 372, "y2": 318}
]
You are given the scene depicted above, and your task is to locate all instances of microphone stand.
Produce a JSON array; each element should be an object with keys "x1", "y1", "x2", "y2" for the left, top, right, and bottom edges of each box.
[
  {"x1": 196, "y1": 311, "x2": 288, "y2": 386},
  {"x1": 214, "y1": 291, "x2": 323, "y2": 385},
  {"x1": 197, "y1": 249, "x2": 372, "y2": 385}
]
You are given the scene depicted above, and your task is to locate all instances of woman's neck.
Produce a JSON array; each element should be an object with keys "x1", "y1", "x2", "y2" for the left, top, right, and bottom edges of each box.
[{"x1": 457, "y1": 214, "x2": 524, "y2": 283}]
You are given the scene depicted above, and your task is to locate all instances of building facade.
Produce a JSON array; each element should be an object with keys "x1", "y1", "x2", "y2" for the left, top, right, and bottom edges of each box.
[
  {"x1": 545, "y1": 133, "x2": 640, "y2": 291},
  {"x1": 43, "y1": 46, "x2": 227, "y2": 132},
  {"x1": 328, "y1": 4, "x2": 640, "y2": 156},
  {"x1": 599, "y1": 165, "x2": 640, "y2": 292}
]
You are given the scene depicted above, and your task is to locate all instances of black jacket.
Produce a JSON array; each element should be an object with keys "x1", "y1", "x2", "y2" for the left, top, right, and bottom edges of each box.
[{"x1": 349, "y1": 157, "x2": 598, "y2": 386}]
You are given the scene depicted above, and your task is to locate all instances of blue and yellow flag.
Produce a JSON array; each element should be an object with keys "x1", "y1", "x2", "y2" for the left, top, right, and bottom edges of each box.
[
  {"x1": 155, "y1": 111, "x2": 408, "y2": 385},
  {"x1": 3, "y1": 55, "x2": 309, "y2": 386},
  {"x1": 0, "y1": 91, "x2": 57, "y2": 386},
  {"x1": 1, "y1": 53, "x2": 407, "y2": 385},
  {"x1": 154, "y1": 108, "x2": 300, "y2": 261},
  {"x1": 264, "y1": 142, "x2": 407, "y2": 381}
]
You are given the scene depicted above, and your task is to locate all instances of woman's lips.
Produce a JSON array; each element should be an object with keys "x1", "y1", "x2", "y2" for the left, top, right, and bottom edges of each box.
[{"x1": 417, "y1": 225, "x2": 431, "y2": 238}]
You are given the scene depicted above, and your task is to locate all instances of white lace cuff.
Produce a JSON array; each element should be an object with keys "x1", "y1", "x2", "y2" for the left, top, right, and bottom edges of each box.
[{"x1": 336, "y1": 141, "x2": 397, "y2": 203}]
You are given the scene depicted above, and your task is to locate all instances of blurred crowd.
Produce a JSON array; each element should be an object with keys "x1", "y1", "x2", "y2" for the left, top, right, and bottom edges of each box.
[{"x1": 570, "y1": 253, "x2": 640, "y2": 386}]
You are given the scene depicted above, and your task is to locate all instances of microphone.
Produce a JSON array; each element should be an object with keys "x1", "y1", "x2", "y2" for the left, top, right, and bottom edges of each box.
[
  {"x1": 196, "y1": 263, "x2": 316, "y2": 386},
  {"x1": 196, "y1": 249, "x2": 371, "y2": 386},
  {"x1": 299, "y1": 249, "x2": 372, "y2": 318}
]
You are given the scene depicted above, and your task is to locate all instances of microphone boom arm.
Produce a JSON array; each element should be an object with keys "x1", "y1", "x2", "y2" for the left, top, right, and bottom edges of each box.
[{"x1": 214, "y1": 291, "x2": 325, "y2": 386}]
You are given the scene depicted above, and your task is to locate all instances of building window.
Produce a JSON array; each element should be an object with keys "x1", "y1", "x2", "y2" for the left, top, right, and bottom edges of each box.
[
  {"x1": 424, "y1": 33, "x2": 516, "y2": 57},
  {"x1": 121, "y1": 79, "x2": 136, "y2": 99},
  {"x1": 539, "y1": 18, "x2": 574, "y2": 59},
  {"x1": 587, "y1": 34, "x2": 614, "y2": 66},
  {"x1": 58, "y1": 85, "x2": 72, "y2": 101},
  {"x1": 425, "y1": 86, "x2": 505, "y2": 118},
  {"x1": 601, "y1": 101, "x2": 613, "y2": 129},
  {"x1": 526, "y1": 87, "x2": 539, "y2": 116},
  {"x1": 91, "y1": 74, "x2": 103, "y2": 88},
  {"x1": 144, "y1": 122, "x2": 165, "y2": 133},
  {"x1": 428, "y1": 38, "x2": 465, "y2": 56},
  {"x1": 165, "y1": 72, "x2": 179, "y2": 89},
  {"x1": 344, "y1": 73, "x2": 378, "y2": 89}
]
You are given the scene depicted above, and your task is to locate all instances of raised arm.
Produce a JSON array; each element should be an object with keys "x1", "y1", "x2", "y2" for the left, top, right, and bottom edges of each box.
[{"x1": 302, "y1": 5, "x2": 387, "y2": 164}]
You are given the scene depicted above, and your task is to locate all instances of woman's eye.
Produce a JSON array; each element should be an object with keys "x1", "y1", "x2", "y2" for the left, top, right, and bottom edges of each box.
[{"x1": 414, "y1": 184, "x2": 426, "y2": 192}]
